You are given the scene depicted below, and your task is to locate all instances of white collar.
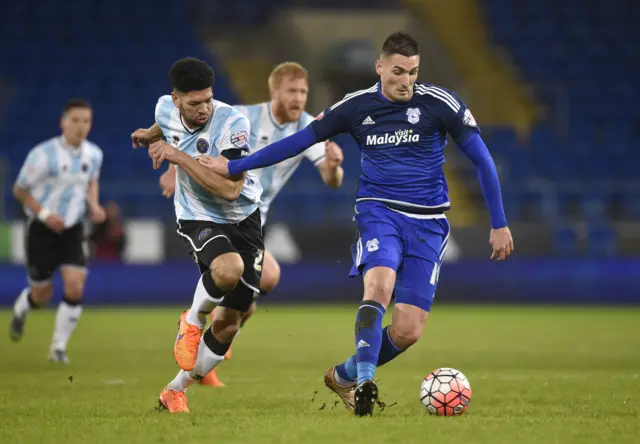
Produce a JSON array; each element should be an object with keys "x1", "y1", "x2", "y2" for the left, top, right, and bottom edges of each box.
[{"x1": 58, "y1": 136, "x2": 84, "y2": 154}]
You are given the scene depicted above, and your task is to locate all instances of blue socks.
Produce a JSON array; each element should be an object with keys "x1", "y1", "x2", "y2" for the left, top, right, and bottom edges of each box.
[
  {"x1": 335, "y1": 325, "x2": 404, "y2": 384},
  {"x1": 354, "y1": 300, "x2": 384, "y2": 385},
  {"x1": 335, "y1": 355, "x2": 357, "y2": 383},
  {"x1": 376, "y1": 326, "x2": 403, "y2": 366}
]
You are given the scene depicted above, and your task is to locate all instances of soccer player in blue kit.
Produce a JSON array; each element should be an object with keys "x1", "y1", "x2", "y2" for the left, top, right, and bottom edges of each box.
[{"x1": 202, "y1": 32, "x2": 514, "y2": 416}]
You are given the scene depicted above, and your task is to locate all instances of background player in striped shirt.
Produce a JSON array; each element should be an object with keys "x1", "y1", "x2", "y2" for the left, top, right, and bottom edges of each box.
[
  {"x1": 142, "y1": 62, "x2": 345, "y2": 386},
  {"x1": 203, "y1": 32, "x2": 514, "y2": 416},
  {"x1": 132, "y1": 57, "x2": 267, "y2": 413},
  {"x1": 9, "y1": 99, "x2": 106, "y2": 364}
]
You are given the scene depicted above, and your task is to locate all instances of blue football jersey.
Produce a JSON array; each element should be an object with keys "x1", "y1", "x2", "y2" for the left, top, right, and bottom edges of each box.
[{"x1": 309, "y1": 82, "x2": 479, "y2": 213}]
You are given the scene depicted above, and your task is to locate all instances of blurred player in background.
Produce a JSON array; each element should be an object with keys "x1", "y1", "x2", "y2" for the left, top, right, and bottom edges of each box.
[
  {"x1": 204, "y1": 32, "x2": 514, "y2": 416},
  {"x1": 156, "y1": 61, "x2": 345, "y2": 386},
  {"x1": 9, "y1": 99, "x2": 106, "y2": 364},
  {"x1": 132, "y1": 57, "x2": 265, "y2": 413}
]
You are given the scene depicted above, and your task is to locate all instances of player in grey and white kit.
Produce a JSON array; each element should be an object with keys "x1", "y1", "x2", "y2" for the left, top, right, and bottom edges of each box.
[
  {"x1": 132, "y1": 57, "x2": 270, "y2": 413},
  {"x1": 160, "y1": 61, "x2": 344, "y2": 318},
  {"x1": 148, "y1": 62, "x2": 345, "y2": 387},
  {"x1": 10, "y1": 99, "x2": 106, "y2": 364}
]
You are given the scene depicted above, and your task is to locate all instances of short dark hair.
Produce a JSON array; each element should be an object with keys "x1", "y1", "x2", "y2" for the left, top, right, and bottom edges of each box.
[
  {"x1": 169, "y1": 57, "x2": 215, "y2": 93},
  {"x1": 63, "y1": 98, "x2": 92, "y2": 115},
  {"x1": 382, "y1": 32, "x2": 419, "y2": 57}
]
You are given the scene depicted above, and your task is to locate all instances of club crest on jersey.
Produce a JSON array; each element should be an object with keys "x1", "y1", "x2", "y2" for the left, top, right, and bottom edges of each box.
[
  {"x1": 463, "y1": 108, "x2": 477, "y2": 127},
  {"x1": 407, "y1": 107, "x2": 421, "y2": 124},
  {"x1": 198, "y1": 228, "x2": 213, "y2": 241},
  {"x1": 366, "y1": 238, "x2": 379, "y2": 252},
  {"x1": 366, "y1": 129, "x2": 420, "y2": 146},
  {"x1": 231, "y1": 130, "x2": 249, "y2": 148},
  {"x1": 196, "y1": 138, "x2": 209, "y2": 154}
]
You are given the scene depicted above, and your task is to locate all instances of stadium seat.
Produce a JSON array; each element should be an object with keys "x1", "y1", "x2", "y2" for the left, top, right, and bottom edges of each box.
[
  {"x1": 479, "y1": 0, "x2": 639, "y2": 227},
  {"x1": 586, "y1": 223, "x2": 617, "y2": 257},
  {"x1": 554, "y1": 224, "x2": 578, "y2": 256},
  {"x1": 0, "y1": 0, "x2": 239, "y2": 220}
]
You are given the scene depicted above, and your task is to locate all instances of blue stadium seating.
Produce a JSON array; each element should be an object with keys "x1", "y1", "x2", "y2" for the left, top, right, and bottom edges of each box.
[
  {"x1": 554, "y1": 224, "x2": 579, "y2": 257},
  {"x1": 0, "y1": 0, "x2": 635, "y2": 233},
  {"x1": 0, "y1": 0, "x2": 239, "y2": 220},
  {"x1": 0, "y1": 0, "x2": 364, "y2": 224},
  {"x1": 481, "y1": 0, "x2": 639, "y2": 226}
]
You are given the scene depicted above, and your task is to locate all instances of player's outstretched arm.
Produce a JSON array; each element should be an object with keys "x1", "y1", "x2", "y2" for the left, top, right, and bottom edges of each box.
[
  {"x1": 212, "y1": 99, "x2": 349, "y2": 178},
  {"x1": 227, "y1": 127, "x2": 319, "y2": 177},
  {"x1": 316, "y1": 141, "x2": 344, "y2": 188},
  {"x1": 148, "y1": 141, "x2": 243, "y2": 201},
  {"x1": 458, "y1": 133, "x2": 514, "y2": 260}
]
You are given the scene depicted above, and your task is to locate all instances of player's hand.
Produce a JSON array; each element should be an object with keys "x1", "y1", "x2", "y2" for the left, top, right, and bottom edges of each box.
[
  {"x1": 197, "y1": 155, "x2": 231, "y2": 178},
  {"x1": 325, "y1": 141, "x2": 344, "y2": 169},
  {"x1": 45, "y1": 214, "x2": 65, "y2": 233},
  {"x1": 490, "y1": 226, "x2": 514, "y2": 261},
  {"x1": 89, "y1": 204, "x2": 107, "y2": 224},
  {"x1": 149, "y1": 140, "x2": 179, "y2": 169},
  {"x1": 159, "y1": 168, "x2": 176, "y2": 198},
  {"x1": 131, "y1": 128, "x2": 154, "y2": 149},
  {"x1": 196, "y1": 155, "x2": 216, "y2": 169}
]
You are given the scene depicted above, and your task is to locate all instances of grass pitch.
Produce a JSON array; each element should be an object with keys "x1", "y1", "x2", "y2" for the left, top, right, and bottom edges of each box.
[{"x1": 1, "y1": 305, "x2": 639, "y2": 444}]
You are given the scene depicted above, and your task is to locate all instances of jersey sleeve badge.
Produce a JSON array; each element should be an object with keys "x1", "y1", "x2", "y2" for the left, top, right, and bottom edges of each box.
[
  {"x1": 463, "y1": 109, "x2": 477, "y2": 127},
  {"x1": 230, "y1": 130, "x2": 249, "y2": 148}
]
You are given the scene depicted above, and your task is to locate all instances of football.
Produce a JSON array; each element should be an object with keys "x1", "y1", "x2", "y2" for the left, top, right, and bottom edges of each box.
[{"x1": 420, "y1": 367, "x2": 472, "y2": 416}]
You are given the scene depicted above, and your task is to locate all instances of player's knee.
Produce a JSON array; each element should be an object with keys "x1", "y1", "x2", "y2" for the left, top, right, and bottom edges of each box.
[
  {"x1": 31, "y1": 284, "x2": 53, "y2": 304},
  {"x1": 211, "y1": 308, "x2": 242, "y2": 341},
  {"x1": 363, "y1": 271, "x2": 395, "y2": 305},
  {"x1": 390, "y1": 323, "x2": 423, "y2": 348},
  {"x1": 63, "y1": 279, "x2": 84, "y2": 301},
  {"x1": 260, "y1": 259, "x2": 280, "y2": 293},
  {"x1": 211, "y1": 253, "x2": 244, "y2": 291},
  {"x1": 217, "y1": 322, "x2": 240, "y2": 339}
]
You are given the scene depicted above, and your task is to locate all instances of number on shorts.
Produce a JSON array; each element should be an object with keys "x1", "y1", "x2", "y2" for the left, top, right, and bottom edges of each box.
[{"x1": 254, "y1": 249, "x2": 264, "y2": 272}]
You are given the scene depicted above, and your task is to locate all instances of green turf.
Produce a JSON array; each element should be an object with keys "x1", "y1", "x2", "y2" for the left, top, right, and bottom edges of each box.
[{"x1": 1, "y1": 305, "x2": 639, "y2": 444}]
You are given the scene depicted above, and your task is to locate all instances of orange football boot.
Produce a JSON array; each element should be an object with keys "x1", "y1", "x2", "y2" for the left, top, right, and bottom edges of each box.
[
  {"x1": 158, "y1": 387, "x2": 190, "y2": 413},
  {"x1": 174, "y1": 310, "x2": 202, "y2": 371},
  {"x1": 200, "y1": 369, "x2": 225, "y2": 387}
]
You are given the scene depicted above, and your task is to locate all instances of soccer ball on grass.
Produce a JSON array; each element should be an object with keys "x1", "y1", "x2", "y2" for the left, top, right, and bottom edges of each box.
[{"x1": 420, "y1": 367, "x2": 472, "y2": 416}]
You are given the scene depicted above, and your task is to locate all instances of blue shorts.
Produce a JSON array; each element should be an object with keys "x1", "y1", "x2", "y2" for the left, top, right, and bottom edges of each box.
[{"x1": 350, "y1": 201, "x2": 450, "y2": 312}]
